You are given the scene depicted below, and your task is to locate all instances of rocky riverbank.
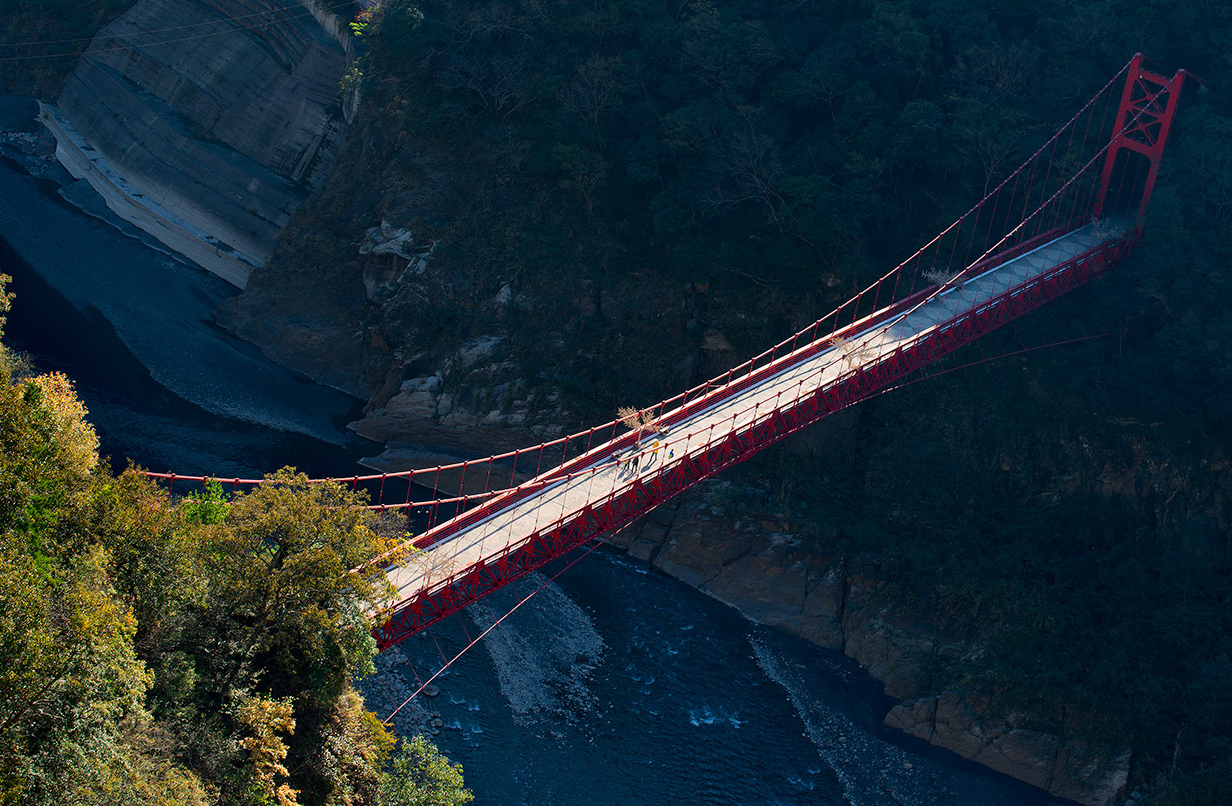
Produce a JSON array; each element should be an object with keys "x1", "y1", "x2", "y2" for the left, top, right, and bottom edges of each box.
[
  {"x1": 885, "y1": 694, "x2": 1130, "y2": 805},
  {"x1": 358, "y1": 646, "x2": 443, "y2": 739},
  {"x1": 606, "y1": 484, "x2": 1130, "y2": 806}
]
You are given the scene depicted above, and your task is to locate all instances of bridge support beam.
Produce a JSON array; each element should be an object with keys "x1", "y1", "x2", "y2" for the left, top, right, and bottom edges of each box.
[
  {"x1": 373, "y1": 235, "x2": 1136, "y2": 649},
  {"x1": 1094, "y1": 54, "x2": 1187, "y2": 224},
  {"x1": 372, "y1": 55, "x2": 1191, "y2": 649}
]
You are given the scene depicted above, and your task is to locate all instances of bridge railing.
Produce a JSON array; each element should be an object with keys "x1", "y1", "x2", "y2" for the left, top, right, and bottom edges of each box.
[
  {"x1": 377, "y1": 58, "x2": 1180, "y2": 565},
  {"x1": 390, "y1": 228, "x2": 1139, "y2": 614},
  {"x1": 148, "y1": 56, "x2": 1175, "y2": 554}
]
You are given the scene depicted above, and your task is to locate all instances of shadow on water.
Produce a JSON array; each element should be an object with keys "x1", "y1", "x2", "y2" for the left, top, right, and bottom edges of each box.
[
  {"x1": 0, "y1": 151, "x2": 380, "y2": 480},
  {"x1": 2, "y1": 224, "x2": 180, "y2": 408}
]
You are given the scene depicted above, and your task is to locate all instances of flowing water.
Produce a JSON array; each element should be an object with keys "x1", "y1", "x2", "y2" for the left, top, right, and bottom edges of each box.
[
  {"x1": 0, "y1": 106, "x2": 375, "y2": 476},
  {"x1": 389, "y1": 558, "x2": 1071, "y2": 806},
  {"x1": 0, "y1": 104, "x2": 1074, "y2": 806}
]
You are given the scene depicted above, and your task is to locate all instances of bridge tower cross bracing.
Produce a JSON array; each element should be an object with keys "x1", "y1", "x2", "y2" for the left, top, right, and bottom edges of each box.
[
  {"x1": 1093, "y1": 53, "x2": 1187, "y2": 224},
  {"x1": 139, "y1": 56, "x2": 1191, "y2": 650}
]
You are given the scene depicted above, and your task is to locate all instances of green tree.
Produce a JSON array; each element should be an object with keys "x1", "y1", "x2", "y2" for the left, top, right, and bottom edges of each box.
[
  {"x1": 379, "y1": 736, "x2": 472, "y2": 806},
  {"x1": 197, "y1": 470, "x2": 393, "y2": 706},
  {"x1": 316, "y1": 688, "x2": 397, "y2": 806},
  {"x1": 0, "y1": 322, "x2": 200, "y2": 805},
  {"x1": 0, "y1": 281, "x2": 467, "y2": 803},
  {"x1": 0, "y1": 0, "x2": 139, "y2": 95}
]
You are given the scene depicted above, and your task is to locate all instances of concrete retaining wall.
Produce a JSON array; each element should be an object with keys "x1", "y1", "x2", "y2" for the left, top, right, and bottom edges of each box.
[{"x1": 43, "y1": 0, "x2": 356, "y2": 286}]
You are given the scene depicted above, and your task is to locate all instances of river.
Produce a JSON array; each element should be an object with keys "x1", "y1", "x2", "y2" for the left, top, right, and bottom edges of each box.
[{"x1": 0, "y1": 102, "x2": 1071, "y2": 806}]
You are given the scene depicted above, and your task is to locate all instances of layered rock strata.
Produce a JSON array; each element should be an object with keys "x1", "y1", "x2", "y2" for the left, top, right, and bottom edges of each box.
[{"x1": 43, "y1": 0, "x2": 353, "y2": 287}]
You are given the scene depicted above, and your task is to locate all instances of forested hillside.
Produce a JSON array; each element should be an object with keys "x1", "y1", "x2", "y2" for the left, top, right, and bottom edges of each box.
[
  {"x1": 0, "y1": 0, "x2": 137, "y2": 95},
  {"x1": 0, "y1": 277, "x2": 470, "y2": 805},
  {"x1": 227, "y1": 3, "x2": 1232, "y2": 803},
  {"x1": 5, "y1": 0, "x2": 1232, "y2": 802}
]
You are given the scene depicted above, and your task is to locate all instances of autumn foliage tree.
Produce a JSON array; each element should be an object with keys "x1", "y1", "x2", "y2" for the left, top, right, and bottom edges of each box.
[{"x1": 0, "y1": 276, "x2": 470, "y2": 805}]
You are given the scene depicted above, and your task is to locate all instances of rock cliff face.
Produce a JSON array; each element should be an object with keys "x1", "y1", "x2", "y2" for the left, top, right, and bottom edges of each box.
[
  {"x1": 608, "y1": 485, "x2": 1130, "y2": 806},
  {"x1": 218, "y1": 215, "x2": 573, "y2": 444},
  {"x1": 42, "y1": 0, "x2": 354, "y2": 287},
  {"x1": 884, "y1": 694, "x2": 1131, "y2": 805}
]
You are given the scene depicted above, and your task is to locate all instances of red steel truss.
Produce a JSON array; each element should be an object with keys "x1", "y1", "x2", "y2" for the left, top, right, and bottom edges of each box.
[
  {"x1": 372, "y1": 56, "x2": 1187, "y2": 648},
  {"x1": 141, "y1": 55, "x2": 1188, "y2": 650},
  {"x1": 373, "y1": 234, "x2": 1134, "y2": 646}
]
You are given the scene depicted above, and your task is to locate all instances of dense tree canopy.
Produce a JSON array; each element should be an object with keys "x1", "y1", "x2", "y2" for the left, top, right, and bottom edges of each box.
[
  {"x1": 0, "y1": 276, "x2": 471, "y2": 805},
  {"x1": 6, "y1": 0, "x2": 1232, "y2": 801},
  {"x1": 0, "y1": 0, "x2": 138, "y2": 95}
]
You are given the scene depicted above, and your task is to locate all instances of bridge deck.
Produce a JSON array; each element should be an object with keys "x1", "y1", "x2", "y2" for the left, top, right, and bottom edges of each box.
[{"x1": 385, "y1": 220, "x2": 1120, "y2": 605}]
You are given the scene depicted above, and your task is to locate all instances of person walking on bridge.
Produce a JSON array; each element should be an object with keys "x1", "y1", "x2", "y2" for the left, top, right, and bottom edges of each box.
[{"x1": 646, "y1": 440, "x2": 662, "y2": 469}]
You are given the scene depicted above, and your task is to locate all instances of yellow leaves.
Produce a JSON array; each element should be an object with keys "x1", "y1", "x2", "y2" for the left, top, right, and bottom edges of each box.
[
  {"x1": 336, "y1": 688, "x2": 396, "y2": 769},
  {"x1": 60, "y1": 546, "x2": 151, "y2": 718},
  {"x1": 237, "y1": 695, "x2": 298, "y2": 806},
  {"x1": 349, "y1": 6, "x2": 378, "y2": 37},
  {"x1": 361, "y1": 708, "x2": 397, "y2": 767},
  {"x1": 0, "y1": 273, "x2": 10, "y2": 337},
  {"x1": 0, "y1": 542, "x2": 155, "y2": 802},
  {"x1": 65, "y1": 554, "x2": 141, "y2": 683},
  {"x1": 1, "y1": 358, "x2": 100, "y2": 541},
  {"x1": 335, "y1": 685, "x2": 396, "y2": 769},
  {"x1": 27, "y1": 370, "x2": 99, "y2": 480},
  {"x1": 319, "y1": 688, "x2": 396, "y2": 805}
]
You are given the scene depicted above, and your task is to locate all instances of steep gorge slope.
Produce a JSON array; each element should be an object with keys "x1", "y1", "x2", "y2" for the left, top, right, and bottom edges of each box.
[
  {"x1": 12, "y1": 1, "x2": 1232, "y2": 803},
  {"x1": 43, "y1": 0, "x2": 355, "y2": 286},
  {"x1": 220, "y1": 4, "x2": 1232, "y2": 804}
]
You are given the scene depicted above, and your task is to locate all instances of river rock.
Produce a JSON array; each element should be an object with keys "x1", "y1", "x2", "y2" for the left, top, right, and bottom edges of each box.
[
  {"x1": 344, "y1": 337, "x2": 552, "y2": 453},
  {"x1": 360, "y1": 221, "x2": 420, "y2": 259},
  {"x1": 885, "y1": 693, "x2": 1130, "y2": 806},
  {"x1": 611, "y1": 485, "x2": 1130, "y2": 805}
]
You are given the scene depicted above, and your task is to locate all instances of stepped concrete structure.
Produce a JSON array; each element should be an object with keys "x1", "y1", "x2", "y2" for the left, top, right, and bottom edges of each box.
[{"x1": 41, "y1": 0, "x2": 356, "y2": 287}]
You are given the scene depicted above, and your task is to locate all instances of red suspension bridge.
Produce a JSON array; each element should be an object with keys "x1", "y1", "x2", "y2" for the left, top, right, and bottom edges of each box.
[{"x1": 152, "y1": 55, "x2": 1187, "y2": 650}]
